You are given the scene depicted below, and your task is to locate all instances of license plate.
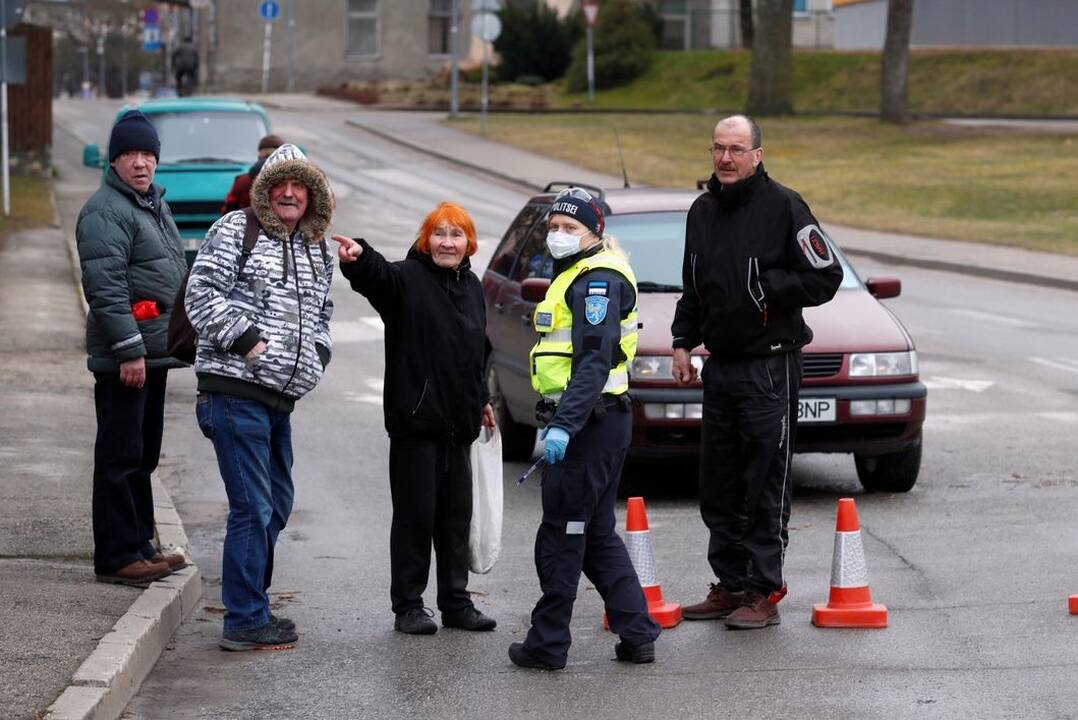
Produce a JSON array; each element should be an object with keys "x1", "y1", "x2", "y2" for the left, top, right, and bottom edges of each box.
[{"x1": 798, "y1": 397, "x2": 836, "y2": 423}]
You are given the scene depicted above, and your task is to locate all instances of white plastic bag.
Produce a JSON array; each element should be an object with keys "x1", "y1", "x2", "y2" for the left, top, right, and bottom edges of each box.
[{"x1": 468, "y1": 426, "x2": 503, "y2": 574}]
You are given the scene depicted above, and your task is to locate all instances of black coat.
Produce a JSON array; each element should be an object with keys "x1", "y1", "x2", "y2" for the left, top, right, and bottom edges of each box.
[
  {"x1": 340, "y1": 242, "x2": 489, "y2": 443},
  {"x1": 672, "y1": 165, "x2": 844, "y2": 359}
]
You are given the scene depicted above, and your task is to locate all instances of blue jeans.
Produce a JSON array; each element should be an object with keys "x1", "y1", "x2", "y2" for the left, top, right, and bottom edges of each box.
[{"x1": 196, "y1": 393, "x2": 294, "y2": 631}]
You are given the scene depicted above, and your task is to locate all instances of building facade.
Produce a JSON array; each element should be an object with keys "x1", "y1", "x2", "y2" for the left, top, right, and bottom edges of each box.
[{"x1": 657, "y1": 0, "x2": 835, "y2": 51}]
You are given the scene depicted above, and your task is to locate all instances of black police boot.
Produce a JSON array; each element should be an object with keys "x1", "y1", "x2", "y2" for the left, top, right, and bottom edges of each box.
[
  {"x1": 508, "y1": 642, "x2": 565, "y2": 670},
  {"x1": 614, "y1": 640, "x2": 655, "y2": 664},
  {"x1": 394, "y1": 607, "x2": 438, "y2": 635},
  {"x1": 442, "y1": 606, "x2": 497, "y2": 631}
]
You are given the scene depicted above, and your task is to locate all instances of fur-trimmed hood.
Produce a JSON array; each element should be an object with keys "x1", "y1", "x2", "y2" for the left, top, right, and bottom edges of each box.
[{"x1": 250, "y1": 143, "x2": 334, "y2": 243}]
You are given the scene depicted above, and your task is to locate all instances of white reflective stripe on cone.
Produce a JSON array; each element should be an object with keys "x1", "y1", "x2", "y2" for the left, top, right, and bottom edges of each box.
[
  {"x1": 830, "y1": 530, "x2": 870, "y2": 588},
  {"x1": 624, "y1": 530, "x2": 658, "y2": 586}
]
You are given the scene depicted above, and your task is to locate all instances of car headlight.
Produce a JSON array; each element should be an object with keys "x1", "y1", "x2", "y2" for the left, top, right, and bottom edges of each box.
[
  {"x1": 631, "y1": 355, "x2": 673, "y2": 379},
  {"x1": 848, "y1": 351, "x2": 918, "y2": 377}
]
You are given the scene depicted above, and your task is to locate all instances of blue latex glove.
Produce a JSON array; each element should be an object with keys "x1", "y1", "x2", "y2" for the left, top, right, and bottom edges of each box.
[{"x1": 542, "y1": 426, "x2": 570, "y2": 465}]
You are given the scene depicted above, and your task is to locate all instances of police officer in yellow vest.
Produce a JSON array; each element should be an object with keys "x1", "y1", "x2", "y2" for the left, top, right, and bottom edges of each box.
[{"x1": 509, "y1": 188, "x2": 661, "y2": 671}]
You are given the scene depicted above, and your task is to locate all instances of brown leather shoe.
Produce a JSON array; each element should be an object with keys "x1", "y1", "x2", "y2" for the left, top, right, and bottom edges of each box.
[
  {"x1": 682, "y1": 583, "x2": 744, "y2": 620},
  {"x1": 96, "y1": 559, "x2": 172, "y2": 587},
  {"x1": 149, "y1": 551, "x2": 189, "y2": 570},
  {"x1": 724, "y1": 591, "x2": 781, "y2": 629}
]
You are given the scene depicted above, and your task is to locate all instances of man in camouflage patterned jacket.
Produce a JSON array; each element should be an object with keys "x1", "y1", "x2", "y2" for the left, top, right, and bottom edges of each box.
[{"x1": 185, "y1": 143, "x2": 335, "y2": 651}]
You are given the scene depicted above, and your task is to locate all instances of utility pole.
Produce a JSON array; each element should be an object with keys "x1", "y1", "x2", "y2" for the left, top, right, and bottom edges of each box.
[
  {"x1": 449, "y1": 0, "x2": 460, "y2": 116},
  {"x1": 286, "y1": 0, "x2": 296, "y2": 92},
  {"x1": 97, "y1": 30, "x2": 106, "y2": 97}
]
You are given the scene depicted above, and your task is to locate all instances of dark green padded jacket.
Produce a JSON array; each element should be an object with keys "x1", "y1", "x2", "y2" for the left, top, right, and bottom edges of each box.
[{"x1": 76, "y1": 168, "x2": 188, "y2": 372}]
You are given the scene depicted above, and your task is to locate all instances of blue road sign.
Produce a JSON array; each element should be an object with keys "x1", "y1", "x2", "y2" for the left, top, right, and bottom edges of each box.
[
  {"x1": 143, "y1": 7, "x2": 158, "y2": 24},
  {"x1": 259, "y1": 0, "x2": 281, "y2": 22},
  {"x1": 142, "y1": 23, "x2": 161, "y2": 52}
]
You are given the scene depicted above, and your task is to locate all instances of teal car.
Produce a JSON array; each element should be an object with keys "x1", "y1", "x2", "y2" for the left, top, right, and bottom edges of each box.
[{"x1": 83, "y1": 97, "x2": 272, "y2": 264}]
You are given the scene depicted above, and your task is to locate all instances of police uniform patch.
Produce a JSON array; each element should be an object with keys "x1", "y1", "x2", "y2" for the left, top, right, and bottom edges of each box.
[
  {"x1": 584, "y1": 295, "x2": 609, "y2": 325},
  {"x1": 536, "y1": 311, "x2": 553, "y2": 329},
  {"x1": 587, "y1": 280, "x2": 608, "y2": 296},
  {"x1": 796, "y1": 224, "x2": 835, "y2": 269}
]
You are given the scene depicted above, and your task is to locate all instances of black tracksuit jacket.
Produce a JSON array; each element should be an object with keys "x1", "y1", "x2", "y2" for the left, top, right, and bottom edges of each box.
[
  {"x1": 339, "y1": 241, "x2": 489, "y2": 444},
  {"x1": 671, "y1": 165, "x2": 844, "y2": 358}
]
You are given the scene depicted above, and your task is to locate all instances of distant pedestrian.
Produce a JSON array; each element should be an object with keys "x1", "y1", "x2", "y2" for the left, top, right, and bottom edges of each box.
[
  {"x1": 221, "y1": 133, "x2": 285, "y2": 215},
  {"x1": 672, "y1": 114, "x2": 843, "y2": 629},
  {"x1": 333, "y1": 202, "x2": 498, "y2": 636},
  {"x1": 172, "y1": 37, "x2": 199, "y2": 96},
  {"x1": 76, "y1": 110, "x2": 190, "y2": 586},
  {"x1": 509, "y1": 187, "x2": 660, "y2": 670},
  {"x1": 186, "y1": 144, "x2": 335, "y2": 651}
]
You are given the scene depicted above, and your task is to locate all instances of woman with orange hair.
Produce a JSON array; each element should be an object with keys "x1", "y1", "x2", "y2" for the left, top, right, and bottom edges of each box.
[{"x1": 332, "y1": 202, "x2": 497, "y2": 636}]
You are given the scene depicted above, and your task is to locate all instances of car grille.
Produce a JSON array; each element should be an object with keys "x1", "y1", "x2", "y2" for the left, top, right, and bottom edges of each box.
[
  {"x1": 168, "y1": 201, "x2": 222, "y2": 216},
  {"x1": 802, "y1": 353, "x2": 843, "y2": 379}
]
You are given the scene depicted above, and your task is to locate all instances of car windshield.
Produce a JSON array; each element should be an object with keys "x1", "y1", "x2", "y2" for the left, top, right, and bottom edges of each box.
[
  {"x1": 607, "y1": 211, "x2": 861, "y2": 292},
  {"x1": 146, "y1": 111, "x2": 268, "y2": 164}
]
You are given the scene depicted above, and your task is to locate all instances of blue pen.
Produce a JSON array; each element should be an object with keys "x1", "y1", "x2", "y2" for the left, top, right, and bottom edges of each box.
[{"x1": 517, "y1": 458, "x2": 546, "y2": 485}]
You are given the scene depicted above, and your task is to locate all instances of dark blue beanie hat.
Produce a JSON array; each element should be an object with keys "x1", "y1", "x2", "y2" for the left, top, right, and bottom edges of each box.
[
  {"x1": 108, "y1": 110, "x2": 160, "y2": 163},
  {"x1": 548, "y1": 187, "x2": 605, "y2": 237}
]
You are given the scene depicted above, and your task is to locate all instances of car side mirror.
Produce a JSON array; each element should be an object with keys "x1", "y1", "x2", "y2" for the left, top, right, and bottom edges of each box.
[
  {"x1": 520, "y1": 278, "x2": 551, "y2": 303},
  {"x1": 83, "y1": 144, "x2": 103, "y2": 168},
  {"x1": 866, "y1": 277, "x2": 901, "y2": 299}
]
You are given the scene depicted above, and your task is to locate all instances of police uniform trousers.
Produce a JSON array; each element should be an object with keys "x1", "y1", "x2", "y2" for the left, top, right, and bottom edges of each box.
[
  {"x1": 388, "y1": 437, "x2": 473, "y2": 615},
  {"x1": 524, "y1": 408, "x2": 660, "y2": 665},
  {"x1": 699, "y1": 351, "x2": 802, "y2": 594}
]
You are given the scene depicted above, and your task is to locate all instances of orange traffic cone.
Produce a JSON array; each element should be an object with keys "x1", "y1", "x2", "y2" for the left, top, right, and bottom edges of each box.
[
  {"x1": 812, "y1": 498, "x2": 888, "y2": 628},
  {"x1": 607, "y1": 496, "x2": 682, "y2": 629},
  {"x1": 1069, "y1": 595, "x2": 1078, "y2": 615}
]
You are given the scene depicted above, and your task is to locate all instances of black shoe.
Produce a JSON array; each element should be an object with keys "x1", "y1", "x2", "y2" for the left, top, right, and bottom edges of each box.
[
  {"x1": 394, "y1": 607, "x2": 438, "y2": 635},
  {"x1": 219, "y1": 623, "x2": 298, "y2": 652},
  {"x1": 508, "y1": 642, "x2": 564, "y2": 670},
  {"x1": 614, "y1": 640, "x2": 655, "y2": 664},
  {"x1": 269, "y1": 614, "x2": 295, "y2": 633},
  {"x1": 442, "y1": 606, "x2": 497, "y2": 631}
]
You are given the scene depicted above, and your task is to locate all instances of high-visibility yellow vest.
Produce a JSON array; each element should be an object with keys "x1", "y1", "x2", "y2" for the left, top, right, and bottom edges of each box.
[{"x1": 529, "y1": 249, "x2": 639, "y2": 400}]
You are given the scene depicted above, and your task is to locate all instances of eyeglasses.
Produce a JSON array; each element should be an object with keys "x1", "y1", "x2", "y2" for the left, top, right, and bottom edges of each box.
[
  {"x1": 709, "y1": 144, "x2": 759, "y2": 158},
  {"x1": 553, "y1": 186, "x2": 595, "y2": 203}
]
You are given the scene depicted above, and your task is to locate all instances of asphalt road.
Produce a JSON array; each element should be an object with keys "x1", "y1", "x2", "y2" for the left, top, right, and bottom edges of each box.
[{"x1": 53, "y1": 100, "x2": 1078, "y2": 720}]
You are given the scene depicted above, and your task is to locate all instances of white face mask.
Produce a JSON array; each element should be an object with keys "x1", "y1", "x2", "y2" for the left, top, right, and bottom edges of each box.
[{"x1": 546, "y1": 230, "x2": 584, "y2": 259}]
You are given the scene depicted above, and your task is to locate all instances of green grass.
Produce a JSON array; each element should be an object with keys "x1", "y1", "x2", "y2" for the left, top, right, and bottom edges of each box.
[
  {"x1": 553, "y1": 49, "x2": 1078, "y2": 116},
  {"x1": 0, "y1": 176, "x2": 55, "y2": 234},
  {"x1": 449, "y1": 113, "x2": 1078, "y2": 254}
]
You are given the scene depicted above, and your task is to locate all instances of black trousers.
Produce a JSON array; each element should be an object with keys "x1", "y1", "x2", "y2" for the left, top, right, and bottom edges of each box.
[
  {"x1": 388, "y1": 437, "x2": 473, "y2": 615},
  {"x1": 92, "y1": 368, "x2": 168, "y2": 575},
  {"x1": 523, "y1": 409, "x2": 660, "y2": 665},
  {"x1": 699, "y1": 351, "x2": 802, "y2": 595}
]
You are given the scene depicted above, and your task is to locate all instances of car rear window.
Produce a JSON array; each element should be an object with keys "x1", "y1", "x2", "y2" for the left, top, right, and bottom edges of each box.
[{"x1": 147, "y1": 111, "x2": 269, "y2": 164}]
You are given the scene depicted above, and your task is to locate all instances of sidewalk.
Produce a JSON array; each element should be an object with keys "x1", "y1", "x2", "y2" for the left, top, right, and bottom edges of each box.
[
  {"x1": 297, "y1": 99, "x2": 1078, "y2": 292},
  {"x1": 0, "y1": 131, "x2": 201, "y2": 718}
]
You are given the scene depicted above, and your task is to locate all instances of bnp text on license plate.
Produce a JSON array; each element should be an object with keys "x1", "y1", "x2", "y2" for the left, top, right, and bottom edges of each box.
[{"x1": 798, "y1": 398, "x2": 836, "y2": 423}]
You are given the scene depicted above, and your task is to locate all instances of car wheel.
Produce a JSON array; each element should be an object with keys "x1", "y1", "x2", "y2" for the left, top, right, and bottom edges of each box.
[
  {"x1": 486, "y1": 357, "x2": 536, "y2": 462},
  {"x1": 855, "y1": 437, "x2": 922, "y2": 493}
]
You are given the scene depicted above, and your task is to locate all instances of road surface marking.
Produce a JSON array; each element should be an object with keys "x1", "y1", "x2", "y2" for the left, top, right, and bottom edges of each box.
[{"x1": 922, "y1": 376, "x2": 994, "y2": 392}]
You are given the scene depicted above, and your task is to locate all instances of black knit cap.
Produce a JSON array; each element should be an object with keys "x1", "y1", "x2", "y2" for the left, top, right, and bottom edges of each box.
[
  {"x1": 108, "y1": 110, "x2": 161, "y2": 163},
  {"x1": 548, "y1": 188, "x2": 605, "y2": 237}
]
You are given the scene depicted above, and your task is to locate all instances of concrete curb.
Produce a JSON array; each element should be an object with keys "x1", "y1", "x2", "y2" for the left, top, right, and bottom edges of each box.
[
  {"x1": 345, "y1": 118, "x2": 540, "y2": 194},
  {"x1": 43, "y1": 152, "x2": 203, "y2": 719}
]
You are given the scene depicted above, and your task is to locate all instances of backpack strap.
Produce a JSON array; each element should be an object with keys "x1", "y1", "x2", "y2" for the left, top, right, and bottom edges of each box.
[{"x1": 237, "y1": 207, "x2": 261, "y2": 275}]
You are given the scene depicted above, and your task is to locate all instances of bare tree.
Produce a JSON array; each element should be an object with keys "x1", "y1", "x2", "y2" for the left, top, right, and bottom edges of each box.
[
  {"x1": 881, "y1": 0, "x2": 914, "y2": 124},
  {"x1": 746, "y1": 0, "x2": 793, "y2": 116},
  {"x1": 739, "y1": 0, "x2": 754, "y2": 49}
]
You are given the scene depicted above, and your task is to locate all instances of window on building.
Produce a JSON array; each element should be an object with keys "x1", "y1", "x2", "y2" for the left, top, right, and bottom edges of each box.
[
  {"x1": 347, "y1": 0, "x2": 379, "y2": 57},
  {"x1": 429, "y1": 0, "x2": 452, "y2": 55},
  {"x1": 793, "y1": 0, "x2": 808, "y2": 12},
  {"x1": 659, "y1": 0, "x2": 689, "y2": 51}
]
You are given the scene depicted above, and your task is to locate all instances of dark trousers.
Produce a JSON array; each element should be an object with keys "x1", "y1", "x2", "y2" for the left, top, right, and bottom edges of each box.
[
  {"x1": 92, "y1": 368, "x2": 168, "y2": 575},
  {"x1": 524, "y1": 410, "x2": 660, "y2": 666},
  {"x1": 699, "y1": 351, "x2": 802, "y2": 595},
  {"x1": 388, "y1": 438, "x2": 473, "y2": 615}
]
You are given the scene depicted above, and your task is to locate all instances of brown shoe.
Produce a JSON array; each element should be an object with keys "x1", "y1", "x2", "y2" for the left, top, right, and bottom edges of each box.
[
  {"x1": 724, "y1": 591, "x2": 781, "y2": 629},
  {"x1": 149, "y1": 551, "x2": 189, "y2": 570},
  {"x1": 96, "y1": 559, "x2": 172, "y2": 587},
  {"x1": 682, "y1": 583, "x2": 744, "y2": 620}
]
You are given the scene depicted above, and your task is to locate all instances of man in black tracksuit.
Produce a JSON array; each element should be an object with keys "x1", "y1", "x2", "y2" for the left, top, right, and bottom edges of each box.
[{"x1": 671, "y1": 114, "x2": 843, "y2": 629}]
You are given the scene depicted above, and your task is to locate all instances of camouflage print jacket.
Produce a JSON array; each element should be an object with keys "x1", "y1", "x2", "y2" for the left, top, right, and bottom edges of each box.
[{"x1": 184, "y1": 144, "x2": 335, "y2": 412}]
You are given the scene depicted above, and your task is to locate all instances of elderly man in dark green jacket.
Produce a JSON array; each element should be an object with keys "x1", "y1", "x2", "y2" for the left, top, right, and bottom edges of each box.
[{"x1": 76, "y1": 110, "x2": 189, "y2": 586}]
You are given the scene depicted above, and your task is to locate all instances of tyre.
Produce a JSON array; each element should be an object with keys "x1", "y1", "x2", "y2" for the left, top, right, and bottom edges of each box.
[
  {"x1": 855, "y1": 437, "x2": 922, "y2": 493},
  {"x1": 486, "y1": 357, "x2": 536, "y2": 462}
]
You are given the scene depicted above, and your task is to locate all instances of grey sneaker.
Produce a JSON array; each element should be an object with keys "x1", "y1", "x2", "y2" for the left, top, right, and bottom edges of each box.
[
  {"x1": 394, "y1": 607, "x2": 437, "y2": 635},
  {"x1": 219, "y1": 623, "x2": 298, "y2": 651}
]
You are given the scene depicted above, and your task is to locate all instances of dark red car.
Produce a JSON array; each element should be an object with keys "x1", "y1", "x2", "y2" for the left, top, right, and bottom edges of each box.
[{"x1": 482, "y1": 184, "x2": 926, "y2": 492}]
